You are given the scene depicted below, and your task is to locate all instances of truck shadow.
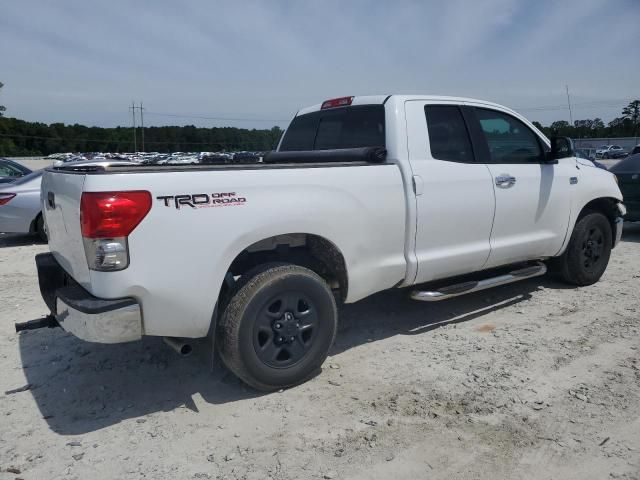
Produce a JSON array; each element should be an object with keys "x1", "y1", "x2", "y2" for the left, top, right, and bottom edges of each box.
[{"x1": 18, "y1": 275, "x2": 562, "y2": 435}]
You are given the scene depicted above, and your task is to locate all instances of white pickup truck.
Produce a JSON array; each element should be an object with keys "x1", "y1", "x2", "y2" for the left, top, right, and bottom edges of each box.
[{"x1": 22, "y1": 95, "x2": 625, "y2": 391}]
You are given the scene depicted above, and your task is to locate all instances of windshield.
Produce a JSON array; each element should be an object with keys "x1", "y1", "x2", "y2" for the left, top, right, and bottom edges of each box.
[
  {"x1": 279, "y1": 105, "x2": 386, "y2": 151},
  {"x1": 0, "y1": 160, "x2": 30, "y2": 177}
]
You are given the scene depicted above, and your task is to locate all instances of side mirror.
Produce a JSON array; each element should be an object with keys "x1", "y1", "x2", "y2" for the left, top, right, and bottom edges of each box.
[{"x1": 547, "y1": 136, "x2": 575, "y2": 162}]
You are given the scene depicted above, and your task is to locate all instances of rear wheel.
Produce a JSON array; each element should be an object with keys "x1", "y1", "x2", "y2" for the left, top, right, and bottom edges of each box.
[
  {"x1": 552, "y1": 211, "x2": 612, "y2": 286},
  {"x1": 217, "y1": 264, "x2": 338, "y2": 391}
]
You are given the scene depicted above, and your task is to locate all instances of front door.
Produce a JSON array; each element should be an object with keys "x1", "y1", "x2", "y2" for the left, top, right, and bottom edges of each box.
[
  {"x1": 468, "y1": 106, "x2": 573, "y2": 268},
  {"x1": 405, "y1": 101, "x2": 496, "y2": 284}
]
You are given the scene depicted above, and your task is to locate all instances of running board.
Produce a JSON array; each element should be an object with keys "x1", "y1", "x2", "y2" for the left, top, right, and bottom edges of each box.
[{"x1": 410, "y1": 262, "x2": 547, "y2": 302}]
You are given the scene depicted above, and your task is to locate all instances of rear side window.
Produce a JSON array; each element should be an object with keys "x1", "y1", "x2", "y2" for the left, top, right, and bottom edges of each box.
[
  {"x1": 475, "y1": 108, "x2": 543, "y2": 163},
  {"x1": 424, "y1": 105, "x2": 474, "y2": 163},
  {"x1": 279, "y1": 105, "x2": 385, "y2": 151}
]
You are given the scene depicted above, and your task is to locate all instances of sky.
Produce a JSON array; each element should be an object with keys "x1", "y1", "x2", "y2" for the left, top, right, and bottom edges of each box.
[{"x1": 1, "y1": 0, "x2": 639, "y2": 130}]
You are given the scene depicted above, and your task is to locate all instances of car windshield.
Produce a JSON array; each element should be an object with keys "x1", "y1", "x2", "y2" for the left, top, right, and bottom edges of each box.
[
  {"x1": 609, "y1": 154, "x2": 640, "y2": 174},
  {"x1": 9, "y1": 170, "x2": 43, "y2": 185}
]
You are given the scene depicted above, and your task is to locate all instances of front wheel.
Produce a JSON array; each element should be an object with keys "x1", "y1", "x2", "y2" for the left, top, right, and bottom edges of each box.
[
  {"x1": 217, "y1": 264, "x2": 338, "y2": 391},
  {"x1": 552, "y1": 211, "x2": 612, "y2": 286}
]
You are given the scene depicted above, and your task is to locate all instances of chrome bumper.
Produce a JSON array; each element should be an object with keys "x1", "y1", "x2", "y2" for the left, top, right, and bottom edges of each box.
[
  {"x1": 36, "y1": 252, "x2": 142, "y2": 344},
  {"x1": 56, "y1": 298, "x2": 142, "y2": 344}
]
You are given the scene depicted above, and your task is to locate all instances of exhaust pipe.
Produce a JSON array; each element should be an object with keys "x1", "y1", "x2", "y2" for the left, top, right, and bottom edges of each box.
[{"x1": 163, "y1": 337, "x2": 193, "y2": 357}]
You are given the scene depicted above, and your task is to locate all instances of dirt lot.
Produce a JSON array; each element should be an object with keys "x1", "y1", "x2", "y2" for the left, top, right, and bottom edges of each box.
[{"x1": 1, "y1": 227, "x2": 639, "y2": 480}]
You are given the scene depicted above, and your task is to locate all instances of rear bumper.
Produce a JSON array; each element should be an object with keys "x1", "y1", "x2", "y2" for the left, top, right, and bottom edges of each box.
[{"x1": 36, "y1": 253, "x2": 142, "y2": 343}]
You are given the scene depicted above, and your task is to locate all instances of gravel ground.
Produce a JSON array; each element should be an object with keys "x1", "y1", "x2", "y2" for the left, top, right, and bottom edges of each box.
[{"x1": 0, "y1": 227, "x2": 639, "y2": 480}]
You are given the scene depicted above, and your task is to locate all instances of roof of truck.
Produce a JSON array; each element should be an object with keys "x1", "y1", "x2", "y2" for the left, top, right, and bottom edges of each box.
[{"x1": 296, "y1": 95, "x2": 519, "y2": 116}]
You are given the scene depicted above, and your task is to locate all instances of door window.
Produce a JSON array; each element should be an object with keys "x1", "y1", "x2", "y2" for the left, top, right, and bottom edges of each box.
[
  {"x1": 424, "y1": 105, "x2": 474, "y2": 163},
  {"x1": 475, "y1": 108, "x2": 543, "y2": 164}
]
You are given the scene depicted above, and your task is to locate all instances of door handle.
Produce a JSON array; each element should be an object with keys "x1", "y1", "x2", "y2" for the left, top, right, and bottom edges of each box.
[{"x1": 495, "y1": 174, "x2": 516, "y2": 187}]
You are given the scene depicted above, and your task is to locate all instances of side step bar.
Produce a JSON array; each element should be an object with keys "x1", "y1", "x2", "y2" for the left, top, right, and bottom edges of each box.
[{"x1": 410, "y1": 262, "x2": 547, "y2": 302}]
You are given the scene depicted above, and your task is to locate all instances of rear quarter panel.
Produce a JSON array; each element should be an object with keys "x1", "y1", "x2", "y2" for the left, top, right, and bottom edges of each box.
[{"x1": 83, "y1": 164, "x2": 407, "y2": 338}]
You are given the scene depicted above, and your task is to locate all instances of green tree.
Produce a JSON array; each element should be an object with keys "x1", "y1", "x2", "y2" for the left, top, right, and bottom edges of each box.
[
  {"x1": 622, "y1": 99, "x2": 640, "y2": 136},
  {"x1": 0, "y1": 81, "x2": 6, "y2": 117}
]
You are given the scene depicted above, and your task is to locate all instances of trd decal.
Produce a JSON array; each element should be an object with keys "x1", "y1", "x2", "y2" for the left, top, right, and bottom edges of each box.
[{"x1": 156, "y1": 192, "x2": 247, "y2": 209}]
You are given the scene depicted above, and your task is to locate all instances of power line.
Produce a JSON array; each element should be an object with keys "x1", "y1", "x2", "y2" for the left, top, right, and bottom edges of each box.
[
  {"x1": 130, "y1": 101, "x2": 137, "y2": 152},
  {"x1": 140, "y1": 101, "x2": 145, "y2": 152},
  {"x1": 144, "y1": 111, "x2": 289, "y2": 123}
]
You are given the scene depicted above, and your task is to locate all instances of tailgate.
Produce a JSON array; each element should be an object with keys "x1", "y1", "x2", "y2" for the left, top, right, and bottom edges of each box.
[{"x1": 41, "y1": 170, "x2": 91, "y2": 286}]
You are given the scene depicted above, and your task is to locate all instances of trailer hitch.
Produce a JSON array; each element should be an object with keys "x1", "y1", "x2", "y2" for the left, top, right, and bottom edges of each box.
[{"x1": 15, "y1": 314, "x2": 59, "y2": 333}]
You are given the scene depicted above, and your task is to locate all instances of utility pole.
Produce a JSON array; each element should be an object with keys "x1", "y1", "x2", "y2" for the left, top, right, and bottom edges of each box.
[
  {"x1": 565, "y1": 85, "x2": 574, "y2": 126},
  {"x1": 130, "y1": 101, "x2": 137, "y2": 152},
  {"x1": 139, "y1": 101, "x2": 145, "y2": 152}
]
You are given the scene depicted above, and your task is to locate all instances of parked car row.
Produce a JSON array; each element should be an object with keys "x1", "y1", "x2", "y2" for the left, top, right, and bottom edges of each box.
[{"x1": 47, "y1": 150, "x2": 265, "y2": 165}]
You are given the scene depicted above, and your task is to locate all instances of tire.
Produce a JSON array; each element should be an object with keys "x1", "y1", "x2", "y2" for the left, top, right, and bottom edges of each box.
[
  {"x1": 35, "y1": 214, "x2": 47, "y2": 242},
  {"x1": 217, "y1": 264, "x2": 338, "y2": 391},
  {"x1": 553, "y1": 211, "x2": 612, "y2": 286}
]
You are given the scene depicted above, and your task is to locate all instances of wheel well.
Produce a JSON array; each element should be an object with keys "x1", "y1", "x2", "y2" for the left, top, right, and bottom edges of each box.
[
  {"x1": 223, "y1": 234, "x2": 348, "y2": 303},
  {"x1": 578, "y1": 197, "x2": 619, "y2": 236},
  {"x1": 29, "y1": 212, "x2": 42, "y2": 233}
]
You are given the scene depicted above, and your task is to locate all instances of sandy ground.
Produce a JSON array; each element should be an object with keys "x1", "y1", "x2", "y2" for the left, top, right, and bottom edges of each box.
[{"x1": 0, "y1": 226, "x2": 639, "y2": 480}]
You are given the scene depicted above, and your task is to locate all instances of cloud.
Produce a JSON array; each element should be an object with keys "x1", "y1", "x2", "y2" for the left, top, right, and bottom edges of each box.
[{"x1": 0, "y1": 0, "x2": 638, "y2": 128}]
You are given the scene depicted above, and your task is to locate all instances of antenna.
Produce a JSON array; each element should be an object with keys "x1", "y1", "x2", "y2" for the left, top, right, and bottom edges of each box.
[{"x1": 565, "y1": 85, "x2": 574, "y2": 126}]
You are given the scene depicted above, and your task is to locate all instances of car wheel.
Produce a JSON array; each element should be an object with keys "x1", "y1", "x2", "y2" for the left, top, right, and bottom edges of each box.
[
  {"x1": 35, "y1": 214, "x2": 47, "y2": 242},
  {"x1": 552, "y1": 211, "x2": 612, "y2": 286},
  {"x1": 217, "y1": 263, "x2": 338, "y2": 391}
]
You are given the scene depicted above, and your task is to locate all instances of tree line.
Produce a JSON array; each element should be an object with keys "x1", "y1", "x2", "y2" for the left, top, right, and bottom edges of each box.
[
  {"x1": 533, "y1": 100, "x2": 639, "y2": 139},
  {"x1": 0, "y1": 117, "x2": 284, "y2": 156}
]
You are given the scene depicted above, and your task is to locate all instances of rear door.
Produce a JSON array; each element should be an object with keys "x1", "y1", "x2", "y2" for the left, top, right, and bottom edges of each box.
[
  {"x1": 405, "y1": 101, "x2": 496, "y2": 283},
  {"x1": 467, "y1": 106, "x2": 572, "y2": 268},
  {"x1": 41, "y1": 170, "x2": 91, "y2": 286}
]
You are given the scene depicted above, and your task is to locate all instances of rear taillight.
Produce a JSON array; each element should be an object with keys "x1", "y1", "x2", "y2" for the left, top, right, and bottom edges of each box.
[
  {"x1": 80, "y1": 191, "x2": 151, "y2": 271},
  {"x1": 321, "y1": 96, "x2": 354, "y2": 109},
  {"x1": 0, "y1": 193, "x2": 16, "y2": 206}
]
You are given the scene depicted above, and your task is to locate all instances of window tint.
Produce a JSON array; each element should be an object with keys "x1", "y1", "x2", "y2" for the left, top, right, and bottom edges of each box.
[
  {"x1": 0, "y1": 162, "x2": 22, "y2": 176},
  {"x1": 279, "y1": 105, "x2": 385, "y2": 151},
  {"x1": 424, "y1": 105, "x2": 474, "y2": 163},
  {"x1": 476, "y1": 108, "x2": 543, "y2": 163},
  {"x1": 279, "y1": 113, "x2": 319, "y2": 151}
]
